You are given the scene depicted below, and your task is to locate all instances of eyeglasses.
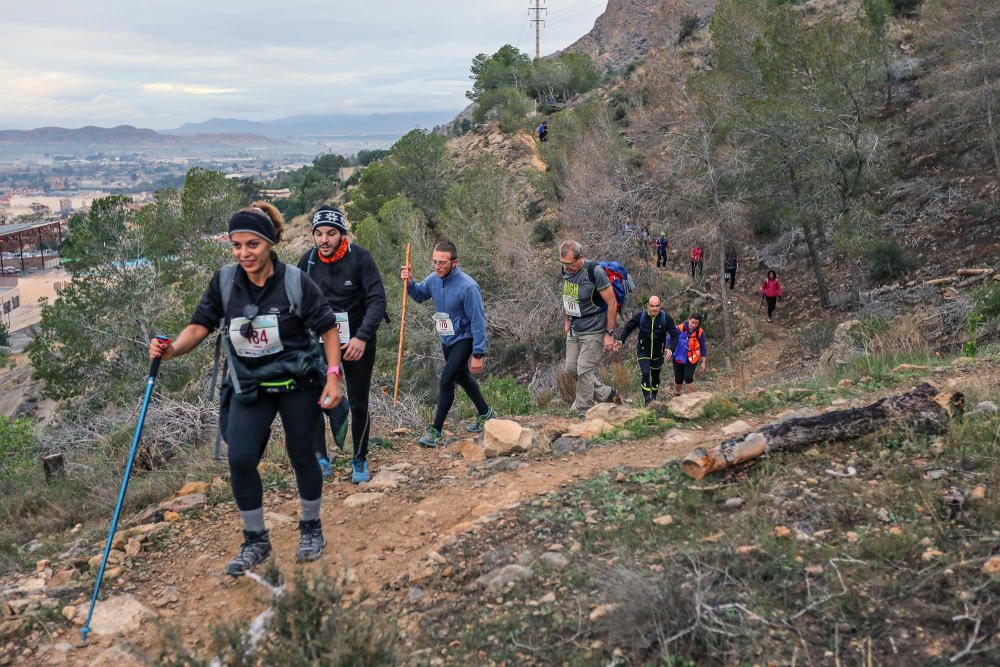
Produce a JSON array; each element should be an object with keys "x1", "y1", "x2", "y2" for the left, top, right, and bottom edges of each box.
[
  {"x1": 431, "y1": 259, "x2": 455, "y2": 267},
  {"x1": 559, "y1": 259, "x2": 579, "y2": 267},
  {"x1": 239, "y1": 304, "x2": 259, "y2": 339}
]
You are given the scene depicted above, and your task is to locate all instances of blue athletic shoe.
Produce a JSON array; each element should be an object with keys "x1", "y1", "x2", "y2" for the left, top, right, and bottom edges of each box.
[
  {"x1": 317, "y1": 456, "x2": 334, "y2": 478},
  {"x1": 351, "y1": 459, "x2": 370, "y2": 484}
]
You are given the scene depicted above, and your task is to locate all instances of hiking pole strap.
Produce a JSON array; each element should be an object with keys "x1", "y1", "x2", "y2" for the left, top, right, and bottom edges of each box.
[{"x1": 81, "y1": 334, "x2": 169, "y2": 643}]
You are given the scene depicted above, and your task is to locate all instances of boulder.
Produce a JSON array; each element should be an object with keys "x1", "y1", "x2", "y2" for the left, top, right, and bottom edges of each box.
[
  {"x1": 159, "y1": 493, "x2": 207, "y2": 514},
  {"x1": 455, "y1": 439, "x2": 486, "y2": 461},
  {"x1": 88, "y1": 594, "x2": 156, "y2": 637},
  {"x1": 367, "y1": 470, "x2": 408, "y2": 491},
  {"x1": 721, "y1": 419, "x2": 752, "y2": 436},
  {"x1": 563, "y1": 419, "x2": 615, "y2": 439},
  {"x1": 667, "y1": 392, "x2": 715, "y2": 419},
  {"x1": 477, "y1": 564, "x2": 533, "y2": 593},
  {"x1": 172, "y1": 481, "x2": 210, "y2": 497},
  {"x1": 550, "y1": 437, "x2": 586, "y2": 455},
  {"x1": 661, "y1": 428, "x2": 697, "y2": 446},
  {"x1": 483, "y1": 420, "x2": 533, "y2": 457},
  {"x1": 585, "y1": 403, "x2": 640, "y2": 426},
  {"x1": 538, "y1": 552, "x2": 569, "y2": 570}
]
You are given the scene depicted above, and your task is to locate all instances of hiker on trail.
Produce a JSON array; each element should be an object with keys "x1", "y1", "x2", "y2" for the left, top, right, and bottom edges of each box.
[
  {"x1": 690, "y1": 245, "x2": 704, "y2": 279},
  {"x1": 615, "y1": 295, "x2": 676, "y2": 405},
  {"x1": 670, "y1": 313, "x2": 708, "y2": 396},
  {"x1": 400, "y1": 240, "x2": 495, "y2": 448},
  {"x1": 724, "y1": 249, "x2": 738, "y2": 290},
  {"x1": 654, "y1": 235, "x2": 669, "y2": 268},
  {"x1": 560, "y1": 240, "x2": 621, "y2": 415},
  {"x1": 761, "y1": 269, "x2": 783, "y2": 323},
  {"x1": 537, "y1": 121, "x2": 548, "y2": 142},
  {"x1": 299, "y1": 205, "x2": 387, "y2": 484},
  {"x1": 148, "y1": 203, "x2": 343, "y2": 576}
]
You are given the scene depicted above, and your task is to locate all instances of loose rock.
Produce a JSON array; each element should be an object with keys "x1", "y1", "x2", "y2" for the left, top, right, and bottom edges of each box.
[{"x1": 667, "y1": 392, "x2": 716, "y2": 419}]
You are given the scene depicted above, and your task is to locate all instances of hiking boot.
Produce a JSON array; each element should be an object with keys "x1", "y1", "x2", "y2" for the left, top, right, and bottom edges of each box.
[
  {"x1": 317, "y1": 456, "x2": 334, "y2": 478},
  {"x1": 351, "y1": 459, "x2": 370, "y2": 484},
  {"x1": 467, "y1": 407, "x2": 497, "y2": 433},
  {"x1": 295, "y1": 520, "x2": 325, "y2": 563},
  {"x1": 418, "y1": 426, "x2": 443, "y2": 448},
  {"x1": 607, "y1": 388, "x2": 623, "y2": 405},
  {"x1": 224, "y1": 529, "x2": 271, "y2": 577}
]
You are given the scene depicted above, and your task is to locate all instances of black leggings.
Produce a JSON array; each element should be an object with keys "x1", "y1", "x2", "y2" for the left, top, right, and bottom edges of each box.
[
  {"x1": 673, "y1": 360, "x2": 697, "y2": 385},
  {"x1": 766, "y1": 296, "x2": 777, "y2": 318},
  {"x1": 227, "y1": 386, "x2": 323, "y2": 512},
  {"x1": 639, "y1": 358, "x2": 664, "y2": 401},
  {"x1": 656, "y1": 249, "x2": 667, "y2": 267},
  {"x1": 690, "y1": 260, "x2": 703, "y2": 278},
  {"x1": 726, "y1": 269, "x2": 736, "y2": 289},
  {"x1": 315, "y1": 336, "x2": 377, "y2": 462},
  {"x1": 434, "y1": 338, "x2": 489, "y2": 431}
]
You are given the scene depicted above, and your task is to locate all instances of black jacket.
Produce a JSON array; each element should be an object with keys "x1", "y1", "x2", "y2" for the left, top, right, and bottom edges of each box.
[
  {"x1": 298, "y1": 243, "x2": 388, "y2": 342},
  {"x1": 725, "y1": 252, "x2": 738, "y2": 271},
  {"x1": 190, "y1": 257, "x2": 338, "y2": 372},
  {"x1": 618, "y1": 309, "x2": 676, "y2": 360}
]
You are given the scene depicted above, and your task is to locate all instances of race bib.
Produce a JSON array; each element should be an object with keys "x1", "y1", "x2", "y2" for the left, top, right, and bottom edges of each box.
[
  {"x1": 562, "y1": 281, "x2": 582, "y2": 317},
  {"x1": 229, "y1": 315, "x2": 283, "y2": 358},
  {"x1": 563, "y1": 295, "x2": 582, "y2": 317},
  {"x1": 334, "y1": 312, "x2": 351, "y2": 345},
  {"x1": 433, "y1": 312, "x2": 455, "y2": 337}
]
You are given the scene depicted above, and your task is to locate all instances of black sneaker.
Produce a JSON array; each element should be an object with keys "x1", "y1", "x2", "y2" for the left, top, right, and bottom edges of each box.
[
  {"x1": 295, "y1": 519, "x2": 325, "y2": 563},
  {"x1": 225, "y1": 529, "x2": 271, "y2": 577}
]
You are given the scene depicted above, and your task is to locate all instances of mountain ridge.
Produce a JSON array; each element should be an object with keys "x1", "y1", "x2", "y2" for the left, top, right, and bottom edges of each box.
[{"x1": 0, "y1": 125, "x2": 283, "y2": 147}]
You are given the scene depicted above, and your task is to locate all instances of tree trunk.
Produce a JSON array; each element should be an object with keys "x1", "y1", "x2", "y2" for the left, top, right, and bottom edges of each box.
[
  {"x1": 681, "y1": 383, "x2": 963, "y2": 479},
  {"x1": 800, "y1": 217, "x2": 831, "y2": 307},
  {"x1": 848, "y1": 257, "x2": 863, "y2": 309}
]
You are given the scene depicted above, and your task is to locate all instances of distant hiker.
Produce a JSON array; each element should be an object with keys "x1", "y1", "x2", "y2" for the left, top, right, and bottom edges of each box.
[
  {"x1": 560, "y1": 240, "x2": 621, "y2": 415},
  {"x1": 724, "y1": 249, "x2": 738, "y2": 290},
  {"x1": 654, "y1": 235, "x2": 670, "y2": 268},
  {"x1": 300, "y1": 205, "x2": 387, "y2": 484},
  {"x1": 690, "y1": 245, "x2": 704, "y2": 279},
  {"x1": 537, "y1": 121, "x2": 548, "y2": 142},
  {"x1": 671, "y1": 313, "x2": 708, "y2": 396},
  {"x1": 400, "y1": 240, "x2": 495, "y2": 448},
  {"x1": 149, "y1": 203, "x2": 343, "y2": 576},
  {"x1": 615, "y1": 295, "x2": 676, "y2": 405},
  {"x1": 761, "y1": 270, "x2": 783, "y2": 323}
]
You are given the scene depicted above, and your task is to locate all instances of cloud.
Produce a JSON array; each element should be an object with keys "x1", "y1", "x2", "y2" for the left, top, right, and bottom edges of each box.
[{"x1": 0, "y1": 1, "x2": 608, "y2": 128}]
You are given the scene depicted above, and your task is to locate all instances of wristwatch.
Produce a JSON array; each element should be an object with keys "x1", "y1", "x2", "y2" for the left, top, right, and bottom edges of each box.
[
  {"x1": 606, "y1": 329, "x2": 615, "y2": 336},
  {"x1": 472, "y1": 353, "x2": 485, "y2": 359},
  {"x1": 326, "y1": 364, "x2": 343, "y2": 378}
]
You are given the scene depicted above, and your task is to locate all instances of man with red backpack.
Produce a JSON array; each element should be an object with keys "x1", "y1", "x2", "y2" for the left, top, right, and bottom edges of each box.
[
  {"x1": 690, "y1": 245, "x2": 704, "y2": 279},
  {"x1": 560, "y1": 240, "x2": 624, "y2": 415}
]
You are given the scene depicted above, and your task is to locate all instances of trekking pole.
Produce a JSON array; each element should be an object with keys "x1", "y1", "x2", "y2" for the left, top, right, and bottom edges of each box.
[
  {"x1": 209, "y1": 334, "x2": 224, "y2": 460},
  {"x1": 80, "y1": 334, "x2": 170, "y2": 644},
  {"x1": 758, "y1": 293, "x2": 765, "y2": 314},
  {"x1": 393, "y1": 243, "x2": 411, "y2": 406}
]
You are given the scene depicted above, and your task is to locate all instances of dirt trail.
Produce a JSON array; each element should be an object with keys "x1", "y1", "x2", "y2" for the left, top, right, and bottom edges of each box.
[
  {"x1": 64, "y1": 422, "x2": 735, "y2": 664},
  {"x1": 515, "y1": 131, "x2": 547, "y2": 172}
]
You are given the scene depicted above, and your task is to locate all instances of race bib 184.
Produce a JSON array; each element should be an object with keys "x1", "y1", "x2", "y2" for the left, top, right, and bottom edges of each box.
[{"x1": 229, "y1": 315, "x2": 283, "y2": 358}]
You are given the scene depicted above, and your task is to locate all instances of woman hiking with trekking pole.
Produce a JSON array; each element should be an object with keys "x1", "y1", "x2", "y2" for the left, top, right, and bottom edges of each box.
[
  {"x1": 149, "y1": 203, "x2": 344, "y2": 577},
  {"x1": 761, "y1": 269, "x2": 783, "y2": 323},
  {"x1": 670, "y1": 313, "x2": 708, "y2": 396}
]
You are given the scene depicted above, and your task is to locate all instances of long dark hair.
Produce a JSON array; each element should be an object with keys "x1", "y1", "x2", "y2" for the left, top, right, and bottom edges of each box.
[{"x1": 767, "y1": 270, "x2": 777, "y2": 280}]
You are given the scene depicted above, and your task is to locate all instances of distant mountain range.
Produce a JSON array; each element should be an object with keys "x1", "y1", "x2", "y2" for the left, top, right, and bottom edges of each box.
[
  {"x1": 164, "y1": 111, "x2": 460, "y2": 137},
  {"x1": 0, "y1": 125, "x2": 281, "y2": 146}
]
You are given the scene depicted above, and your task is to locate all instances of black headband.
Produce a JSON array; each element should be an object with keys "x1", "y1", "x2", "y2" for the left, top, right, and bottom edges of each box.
[{"x1": 228, "y1": 209, "x2": 276, "y2": 244}]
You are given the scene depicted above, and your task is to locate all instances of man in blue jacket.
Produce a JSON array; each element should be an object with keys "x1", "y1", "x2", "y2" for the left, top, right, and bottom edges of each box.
[{"x1": 400, "y1": 240, "x2": 496, "y2": 447}]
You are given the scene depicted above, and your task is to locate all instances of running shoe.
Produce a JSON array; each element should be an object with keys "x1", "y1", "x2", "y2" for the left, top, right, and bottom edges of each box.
[
  {"x1": 467, "y1": 407, "x2": 497, "y2": 433},
  {"x1": 351, "y1": 459, "x2": 370, "y2": 484}
]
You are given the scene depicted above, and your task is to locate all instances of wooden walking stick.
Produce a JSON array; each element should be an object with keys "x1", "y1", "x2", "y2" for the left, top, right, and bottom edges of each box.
[{"x1": 393, "y1": 243, "x2": 411, "y2": 406}]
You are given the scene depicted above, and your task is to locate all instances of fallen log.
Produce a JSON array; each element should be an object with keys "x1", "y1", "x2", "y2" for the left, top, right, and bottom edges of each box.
[
  {"x1": 956, "y1": 268, "x2": 995, "y2": 277},
  {"x1": 924, "y1": 277, "x2": 956, "y2": 287},
  {"x1": 681, "y1": 383, "x2": 963, "y2": 480},
  {"x1": 956, "y1": 273, "x2": 990, "y2": 289}
]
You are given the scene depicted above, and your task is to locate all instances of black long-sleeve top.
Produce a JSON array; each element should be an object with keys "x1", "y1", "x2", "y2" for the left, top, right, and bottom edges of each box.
[{"x1": 297, "y1": 243, "x2": 388, "y2": 343}]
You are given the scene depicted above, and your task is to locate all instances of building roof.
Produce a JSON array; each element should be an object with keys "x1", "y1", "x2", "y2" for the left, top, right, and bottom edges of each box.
[{"x1": 0, "y1": 220, "x2": 62, "y2": 240}]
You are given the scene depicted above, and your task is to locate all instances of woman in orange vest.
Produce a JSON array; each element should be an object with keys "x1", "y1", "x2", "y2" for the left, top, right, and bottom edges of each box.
[{"x1": 670, "y1": 313, "x2": 708, "y2": 396}]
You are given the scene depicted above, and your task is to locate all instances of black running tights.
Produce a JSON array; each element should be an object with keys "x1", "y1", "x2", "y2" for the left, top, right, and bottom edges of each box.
[
  {"x1": 433, "y1": 338, "x2": 489, "y2": 431},
  {"x1": 227, "y1": 386, "x2": 323, "y2": 512}
]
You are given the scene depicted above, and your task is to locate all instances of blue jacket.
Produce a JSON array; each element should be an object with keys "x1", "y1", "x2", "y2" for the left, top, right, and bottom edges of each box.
[{"x1": 407, "y1": 267, "x2": 488, "y2": 354}]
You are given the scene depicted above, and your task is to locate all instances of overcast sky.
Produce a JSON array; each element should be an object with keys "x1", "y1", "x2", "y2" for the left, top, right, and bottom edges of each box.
[{"x1": 1, "y1": 0, "x2": 608, "y2": 130}]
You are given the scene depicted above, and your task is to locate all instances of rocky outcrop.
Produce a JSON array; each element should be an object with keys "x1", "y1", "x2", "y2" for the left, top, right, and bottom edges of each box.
[{"x1": 562, "y1": 0, "x2": 717, "y2": 70}]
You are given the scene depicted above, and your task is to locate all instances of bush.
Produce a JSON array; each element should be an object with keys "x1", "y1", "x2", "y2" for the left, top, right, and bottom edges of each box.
[
  {"x1": 0, "y1": 323, "x2": 9, "y2": 347},
  {"x1": 747, "y1": 201, "x2": 783, "y2": 239},
  {"x1": 866, "y1": 240, "x2": 919, "y2": 284},
  {"x1": 797, "y1": 320, "x2": 837, "y2": 355},
  {"x1": 973, "y1": 283, "x2": 1000, "y2": 322},
  {"x1": 0, "y1": 417, "x2": 34, "y2": 484},
  {"x1": 678, "y1": 15, "x2": 702, "y2": 44},
  {"x1": 481, "y1": 376, "x2": 537, "y2": 416},
  {"x1": 890, "y1": 0, "x2": 922, "y2": 17}
]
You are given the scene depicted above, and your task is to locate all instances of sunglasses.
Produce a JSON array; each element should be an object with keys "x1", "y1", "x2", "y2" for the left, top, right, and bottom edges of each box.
[{"x1": 239, "y1": 304, "x2": 259, "y2": 339}]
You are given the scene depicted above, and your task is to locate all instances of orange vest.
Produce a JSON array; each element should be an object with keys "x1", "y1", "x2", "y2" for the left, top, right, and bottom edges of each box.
[{"x1": 678, "y1": 322, "x2": 703, "y2": 364}]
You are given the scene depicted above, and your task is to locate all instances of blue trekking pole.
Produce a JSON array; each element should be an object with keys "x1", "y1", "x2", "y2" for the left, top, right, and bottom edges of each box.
[{"x1": 80, "y1": 334, "x2": 170, "y2": 644}]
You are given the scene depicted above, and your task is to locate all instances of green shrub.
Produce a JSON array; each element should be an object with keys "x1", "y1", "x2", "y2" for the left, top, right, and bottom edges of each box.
[
  {"x1": 0, "y1": 416, "x2": 35, "y2": 484},
  {"x1": 0, "y1": 323, "x2": 9, "y2": 347},
  {"x1": 890, "y1": 0, "x2": 922, "y2": 16},
  {"x1": 481, "y1": 376, "x2": 537, "y2": 416},
  {"x1": 747, "y1": 201, "x2": 783, "y2": 239},
  {"x1": 797, "y1": 320, "x2": 837, "y2": 355},
  {"x1": 866, "y1": 240, "x2": 919, "y2": 284},
  {"x1": 973, "y1": 282, "x2": 1000, "y2": 322}
]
